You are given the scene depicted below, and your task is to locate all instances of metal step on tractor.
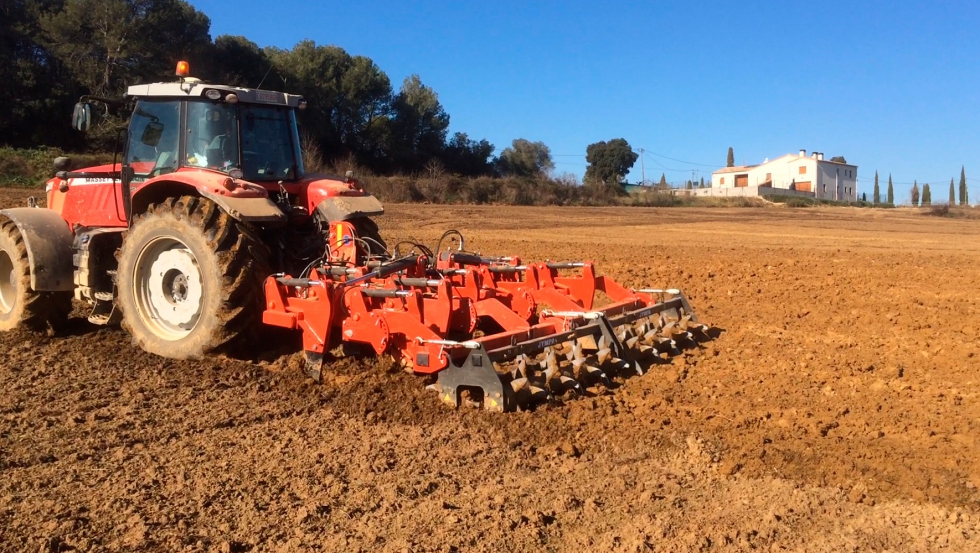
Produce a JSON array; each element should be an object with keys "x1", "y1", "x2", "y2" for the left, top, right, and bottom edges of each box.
[{"x1": 0, "y1": 61, "x2": 713, "y2": 411}]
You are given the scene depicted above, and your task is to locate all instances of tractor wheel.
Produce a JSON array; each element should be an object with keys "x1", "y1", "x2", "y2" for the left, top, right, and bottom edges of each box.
[
  {"x1": 0, "y1": 219, "x2": 72, "y2": 333},
  {"x1": 351, "y1": 216, "x2": 388, "y2": 257},
  {"x1": 116, "y1": 196, "x2": 268, "y2": 359}
]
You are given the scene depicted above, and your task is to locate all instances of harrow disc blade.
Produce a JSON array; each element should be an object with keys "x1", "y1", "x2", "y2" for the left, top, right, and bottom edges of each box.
[{"x1": 558, "y1": 375, "x2": 582, "y2": 394}]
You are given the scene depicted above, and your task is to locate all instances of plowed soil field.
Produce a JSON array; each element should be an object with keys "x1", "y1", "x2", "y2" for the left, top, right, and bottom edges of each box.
[{"x1": 2, "y1": 187, "x2": 980, "y2": 552}]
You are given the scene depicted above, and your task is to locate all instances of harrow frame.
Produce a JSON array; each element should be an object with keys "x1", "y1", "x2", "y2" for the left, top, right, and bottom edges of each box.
[{"x1": 262, "y1": 242, "x2": 709, "y2": 411}]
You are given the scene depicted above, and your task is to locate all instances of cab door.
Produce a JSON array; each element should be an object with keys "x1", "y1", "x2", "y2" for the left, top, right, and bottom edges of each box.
[{"x1": 56, "y1": 100, "x2": 182, "y2": 228}]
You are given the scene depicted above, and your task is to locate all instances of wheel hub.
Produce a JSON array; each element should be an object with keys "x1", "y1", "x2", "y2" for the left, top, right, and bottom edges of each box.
[
  {"x1": 135, "y1": 238, "x2": 204, "y2": 340},
  {"x1": 165, "y1": 271, "x2": 190, "y2": 303}
]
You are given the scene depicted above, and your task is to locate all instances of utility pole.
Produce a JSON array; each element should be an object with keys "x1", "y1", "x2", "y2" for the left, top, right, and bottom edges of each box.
[{"x1": 640, "y1": 148, "x2": 645, "y2": 185}]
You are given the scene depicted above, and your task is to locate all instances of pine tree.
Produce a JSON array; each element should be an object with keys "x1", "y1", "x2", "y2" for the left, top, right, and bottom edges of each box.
[
  {"x1": 950, "y1": 178, "x2": 956, "y2": 205},
  {"x1": 960, "y1": 166, "x2": 968, "y2": 205},
  {"x1": 726, "y1": 147, "x2": 734, "y2": 167},
  {"x1": 911, "y1": 181, "x2": 920, "y2": 206},
  {"x1": 922, "y1": 183, "x2": 931, "y2": 206},
  {"x1": 873, "y1": 171, "x2": 880, "y2": 204},
  {"x1": 887, "y1": 174, "x2": 894, "y2": 205}
]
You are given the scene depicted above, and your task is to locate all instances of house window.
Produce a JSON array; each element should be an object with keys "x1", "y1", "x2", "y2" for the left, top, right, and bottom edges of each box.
[
  {"x1": 720, "y1": 177, "x2": 725, "y2": 185},
  {"x1": 799, "y1": 166, "x2": 807, "y2": 174},
  {"x1": 823, "y1": 184, "x2": 827, "y2": 193}
]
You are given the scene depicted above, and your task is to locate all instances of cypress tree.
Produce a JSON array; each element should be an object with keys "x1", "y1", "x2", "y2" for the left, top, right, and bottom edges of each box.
[
  {"x1": 950, "y1": 178, "x2": 956, "y2": 205},
  {"x1": 960, "y1": 166, "x2": 968, "y2": 205},
  {"x1": 911, "y1": 181, "x2": 919, "y2": 206},
  {"x1": 726, "y1": 147, "x2": 734, "y2": 167},
  {"x1": 686, "y1": 180, "x2": 693, "y2": 189},
  {"x1": 922, "y1": 183, "x2": 931, "y2": 206},
  {"x1": 700, "y1": 176, "x2": 705, "y2": 188},
  {"x1": 658, "y1": 173, "x2": 668, "y2": 189},
  {"x1": 873, "y1": 171, "x2": 880, "y2": 204},
  {"x1": 887, "y1": 174, "x2": 894, "y2": 204}
]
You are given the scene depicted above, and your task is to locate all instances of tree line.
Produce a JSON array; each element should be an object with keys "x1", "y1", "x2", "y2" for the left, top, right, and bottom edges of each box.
[
  {"x1": 1, "y1": 0, "x2": 647, "y2": 186},
  {"x1": 0, "y1": 0, "x2": 486, "y2": 175}
]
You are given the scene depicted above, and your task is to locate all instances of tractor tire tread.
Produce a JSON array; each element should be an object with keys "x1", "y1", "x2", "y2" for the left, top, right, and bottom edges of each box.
[{"x1": 0, "y1": 218, "x2": 72, "y2": 334}]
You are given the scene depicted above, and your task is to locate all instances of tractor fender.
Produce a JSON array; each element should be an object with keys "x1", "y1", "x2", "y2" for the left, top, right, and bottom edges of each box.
[
  {"x1": 0, "y1": 208, "x2": 74, "y2": 291},
  {"x1": 131, "y1": 174, "x2": 287, "y2": 227},
  {"x1": 314, "y1": 194, "x2": 384, "y2": 222},
  {"x1": 202, "y1": 190, "x2": 287, "y2": 227}
]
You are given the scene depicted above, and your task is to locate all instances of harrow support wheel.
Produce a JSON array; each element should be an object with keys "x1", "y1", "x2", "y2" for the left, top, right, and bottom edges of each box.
[
  {"x1": 0, "y1": 219, "x2": 72, "y2": 333},
  {"x1": 116, "y1": 196, "x2": 268, "y2": 358}
]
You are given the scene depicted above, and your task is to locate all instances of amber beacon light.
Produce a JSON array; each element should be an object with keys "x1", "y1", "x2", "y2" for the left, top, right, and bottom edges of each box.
[{"x1": 175, "y1": 61, "x2": 190, "y2": 77}]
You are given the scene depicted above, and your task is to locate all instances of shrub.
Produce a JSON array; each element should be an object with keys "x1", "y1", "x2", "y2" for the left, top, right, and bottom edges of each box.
[
  {"x1": 0, "y1": 147, "x2": 116, "y2": 187},
  {"x1": 926, "y1": 204, "x2": 980, "y2": 219}
]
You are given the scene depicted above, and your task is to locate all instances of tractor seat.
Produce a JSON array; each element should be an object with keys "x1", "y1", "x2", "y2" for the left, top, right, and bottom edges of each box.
[{"x1": 150, "y1": 151, "x2": 176, "y2": 176}]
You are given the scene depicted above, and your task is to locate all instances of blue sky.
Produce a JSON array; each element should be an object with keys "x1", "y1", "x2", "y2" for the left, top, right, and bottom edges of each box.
[{"x1": 189, "y1": 0, "x2": 979, "y2": 203}]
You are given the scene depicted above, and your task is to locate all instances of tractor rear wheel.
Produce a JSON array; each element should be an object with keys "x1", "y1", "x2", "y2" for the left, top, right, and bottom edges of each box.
[
  {"x1": 351, "y1": 216, "x2": 387, "y2": 257},
  {"x1": 116, "y1": 196, "x2": 268, "y2": 359},
  {"x1": 0, "y1": 219, "x2": 72, "y2": 333}
]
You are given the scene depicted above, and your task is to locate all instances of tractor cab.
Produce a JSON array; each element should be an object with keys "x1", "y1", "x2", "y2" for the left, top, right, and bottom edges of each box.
[
  {"x1": 59, "y1": 61, "x2": 314, "y2": 230},
  {"x1": 122, "y1": 78, "x2": 307, "y2": 185}
]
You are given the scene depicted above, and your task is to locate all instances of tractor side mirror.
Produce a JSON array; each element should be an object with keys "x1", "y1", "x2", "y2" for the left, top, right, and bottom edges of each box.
[
  {"x1": 71, "y1": 103, "x2": 92, "y2": 132},
  {"x1": 140, "y1": 122, "x2": 164, "y2": 147},
  {"x1": 53, "y1": 156, "x2": 73, "y2": 172}
]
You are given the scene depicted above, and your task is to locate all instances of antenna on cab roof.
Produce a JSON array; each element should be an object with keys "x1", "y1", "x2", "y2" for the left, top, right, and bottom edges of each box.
[{"x1": 255, "y1": 65, "x2": 274, "y2": 90}]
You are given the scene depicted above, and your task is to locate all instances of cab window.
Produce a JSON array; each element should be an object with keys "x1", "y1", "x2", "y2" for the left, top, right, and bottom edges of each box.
[
  {"x1": 127, "y1": 100, "x2": 181, "y2": 178},
  {"x1": 186, "y1": 101, "x2": 240, "y2": 172},
  {"x1": 241, "y1": 104, "x2": 297, "y2": 181}
]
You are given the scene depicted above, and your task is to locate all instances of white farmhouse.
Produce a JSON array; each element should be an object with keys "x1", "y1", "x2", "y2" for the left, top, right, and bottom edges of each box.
[{"x1": 710, "y1": 150, "x2": 858, "y2": 201}]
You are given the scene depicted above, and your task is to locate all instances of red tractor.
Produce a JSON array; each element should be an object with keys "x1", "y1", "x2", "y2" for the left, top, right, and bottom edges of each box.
[{"x1": 0, "y1": 62, "x2": 384, "y2": 359}]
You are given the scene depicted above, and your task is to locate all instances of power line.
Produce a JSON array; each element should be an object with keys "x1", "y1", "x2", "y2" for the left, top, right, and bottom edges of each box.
[
  {"x1": 637, "y1": 148, "x2": 718, "y2": 168},
  {"x1": 642, "y1": 150, "x2": 700, "y2": 173},
  {"x1": 856, "y1": 175, "x2": 978, "y2": 186}
]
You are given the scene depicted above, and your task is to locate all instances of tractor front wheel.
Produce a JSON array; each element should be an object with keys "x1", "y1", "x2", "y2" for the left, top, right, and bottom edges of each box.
[
  {"x1": 116, "y1": 197, "x2": 268, "y2": 359},
  {"x1": 0, "y1": 219, "x2": 72, "y2": 333}
]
